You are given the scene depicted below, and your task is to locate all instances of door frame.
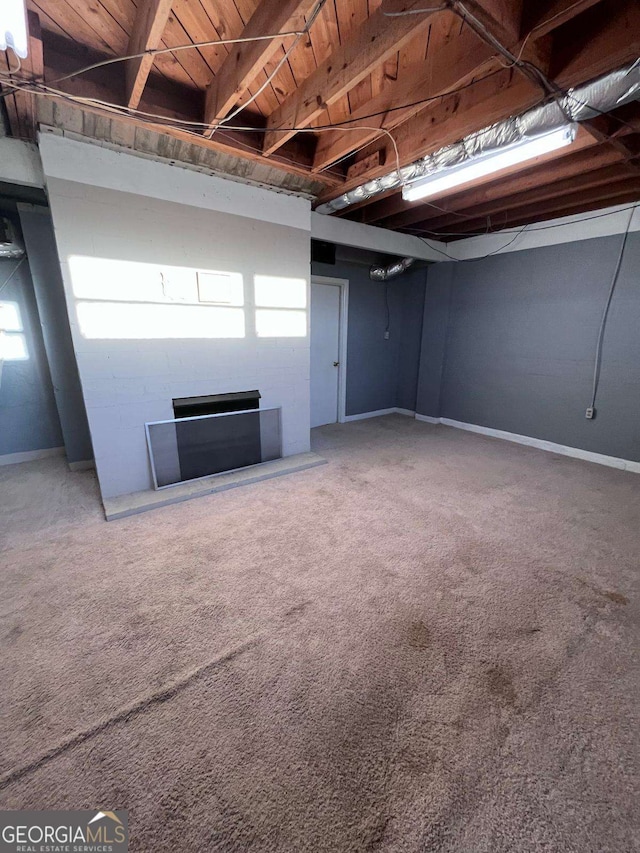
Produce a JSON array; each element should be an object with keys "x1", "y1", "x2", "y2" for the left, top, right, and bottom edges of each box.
[{"x1": 310, "y1": 275, "x2": 349, "y2": 424}]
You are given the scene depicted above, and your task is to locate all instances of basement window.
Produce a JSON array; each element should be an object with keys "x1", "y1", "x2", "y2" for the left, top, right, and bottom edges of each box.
[{"x1": 0, "y1": 301, "x2": 28, "y2": 360}]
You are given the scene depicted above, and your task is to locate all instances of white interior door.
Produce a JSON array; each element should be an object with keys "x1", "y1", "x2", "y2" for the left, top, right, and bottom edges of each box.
[{"x1": 311, "y1": 282, "x2": 341, "y2": 428}]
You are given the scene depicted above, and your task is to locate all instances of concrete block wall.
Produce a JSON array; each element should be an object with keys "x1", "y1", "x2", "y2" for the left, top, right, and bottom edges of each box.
[{"x1": 40, "y1": 137, "x2": 312, "y2": 500}]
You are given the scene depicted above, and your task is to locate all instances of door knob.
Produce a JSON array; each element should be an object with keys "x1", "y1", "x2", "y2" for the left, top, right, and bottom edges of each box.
[{"x1": 333, "y1": 361, "x2": 340, "y2": 367}]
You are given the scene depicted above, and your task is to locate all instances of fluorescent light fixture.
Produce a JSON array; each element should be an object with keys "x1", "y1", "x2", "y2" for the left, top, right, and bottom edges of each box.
[
  {"x1": 1, "y1": 0, "x2": 29, "y2": 59},
  {"x1": 402, "y1": 125, "x2": 576, "y2": 203}
]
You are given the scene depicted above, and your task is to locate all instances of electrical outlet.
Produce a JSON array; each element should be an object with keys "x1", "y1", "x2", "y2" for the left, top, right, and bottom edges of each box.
[
  {"x1": 384, "y1": 330, "x2": 390, "y2": 340},
  {"x1": 585, "y1": 407, "x2": 595, "y2": 419}
]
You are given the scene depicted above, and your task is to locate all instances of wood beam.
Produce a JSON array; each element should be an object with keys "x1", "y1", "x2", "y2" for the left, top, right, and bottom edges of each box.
[
  {"x1": 311, "y1": 21, "x2": 552, "y2": 172},
  {"x1": 262, "y1": 0, "x2": 443, "y2": 156},
  {"x1": 317, "y1": 69, "x2": 541, "y2": 204},
  {"x1": 318, "y1": 0, "x2": 600, "y2": 176},
  {"x1": 316, "y1": 0, "x2": 640, "y2": 206},
  {"x1": 311, "y1": 18, "x2": 495, "y2": 172},
  {"x1": 439, "y1": 186, "x2": 640, "y2": 238},
  {"x1": 125, "y1": 0, "x2": 173, "y2": 110},
  {"x1": 582, "y1": 116, "x2": 640, "y2": 171},
  {"x1": 521, "y1": 0, "x2": 605, "y2": 40},
  {"x1": 412, "y1": 176, "x2": 640, "y2": 236},
  {"x1": 40, "y1": 35, "x2": 342, "y2": 189},
  {"x1": 205, "y1": 0, "x2": 318, "y2": 124},
  {"x1": 366, "y1": 133, "x2": 605, "y2": 227},
  {"x1": 550, "y1": 0, "x2": 640, "y2": 82},
  {"x1": 1, "y1": 11, "x2": 43, "y2": 140},
  {"x1": 405, "y1": 161, "x2": 636, "y2": 233}
]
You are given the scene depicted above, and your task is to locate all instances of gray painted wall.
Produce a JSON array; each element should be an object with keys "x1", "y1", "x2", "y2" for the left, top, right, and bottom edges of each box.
[
  {"x1": 18, "y1": 205, "x2": 93, "y2": 464},
  {"x1": 312, "y1": 260, "x2": 426, "y2": 415},
  {"x1": 0, "y1": 230, "x2": 63, "y2": 457},
  {"x1": 417, "y1": 232, "x2": 640, "y2": 461}
]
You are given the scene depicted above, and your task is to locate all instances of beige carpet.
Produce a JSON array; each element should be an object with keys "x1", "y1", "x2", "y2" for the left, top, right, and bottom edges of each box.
[{"x1": 1, "y1": 415, "x2": 639, "y2": 852}]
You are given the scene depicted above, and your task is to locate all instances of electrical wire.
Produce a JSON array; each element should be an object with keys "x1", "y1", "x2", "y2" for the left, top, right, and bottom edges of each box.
[
  {"x1": 416, "y1": 221, "x2": 529, "y2": 260},
  {"x1": 382, "y1": 4, "x2": 449, "y2": 15},
  {"x1": 405, "y1": 201, "x2": 640, "y2": 239},
  {"x1": 0, "y1": 0, "x2": 632, "y2": 227},
  {"x1": 0, "y1": 63, "x2": 504, "y2": 131},
  {"x1": 4, "y1": 49, "x2": 21, "y2": 76},
  {"x1": 588, "y1": 206, "x2": 635, "y2": 412},
  {"x1": 503, "y1": 0, "x2": 591, "y2": 69},
  {"x1": 384, "y1": 283, "x2": 390, "y2": 334},
  {"x1": 48, "y1": 31, "x2": 308, "y2": 84},
  {"x1": 0, "y1": 70, "x2": 405, "y2": 181},
  {"x1": 207, "y1": 0, "x2": 328, "y2": 137}
]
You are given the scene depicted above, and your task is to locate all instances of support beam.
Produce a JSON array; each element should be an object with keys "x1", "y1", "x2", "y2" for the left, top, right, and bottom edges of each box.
[
  {"x1": 550, "y1": 0, "x2": 640, "y2": 83},
  {"x1": 368, "y1": 135, "x2": 610, "y2": 228},
  {"x1": 312, "y1": 20, "x2": 495, "y2": 172},
  {"x1": 39, "y1": 35, "x2": 342, "y2": 189},
  {"x1": 317, "y1": 0, "x2": 640, "y2": 206},
  {"x1": 415, "y1": 177, "x2": 640, "y2": 237},
  {"x1": 406, "y1": 162, "x2": 637, "y2": 234},
  {"x1": 522, "y1": 0, "x2": 605, "y2": 40},
  {"x1": 262, "y1": 0, "x2": 443, "y2": 156},
  {"x1": 205, "y1": 0, "x2": 318, "y2": 124},
  {"x1": 125, "y1": 0, "x2": 173, "y2": 110},
  {"x1": 310, "y1": 211, "x2": 443, "y2": 261},
  {"x1": 312, "y1": 20, "x2": 552, "y2": 172},
  {"x1": 317, "y1": 69, "x2": 541, "y2": 204},
  {"x1": 2, "y1": 11, "x2": 43, "y2": 140},
  {"x1": 582, "y1": 117, "x2": 640, "y2": 171}
]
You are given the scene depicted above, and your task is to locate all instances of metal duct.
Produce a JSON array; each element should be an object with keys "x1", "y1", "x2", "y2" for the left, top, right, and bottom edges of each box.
[
  {"x1": 316, "y1": 61, "x2": 640, "y2": 215},
  {"x1": 369, "y1": 257, "x2": 415, "y2": 280},
  {"x1": 0, "y1": 218, "x2": 24, "y2": 259}
]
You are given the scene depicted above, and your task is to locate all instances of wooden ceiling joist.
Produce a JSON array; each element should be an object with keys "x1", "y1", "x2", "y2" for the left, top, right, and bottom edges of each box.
[
  {"x1": 404, "y1": 160, "x2": 638, "y2": 234},
  {"x1": 204, "y1": 0, "x2": 318, "y2": 125},
  {"x1": 37, "y1": 33, "x2": 341, "y2": 189},
  {"x1": 5, "y1": 0, "x2": 637, "y2": 232},
  {"x1": 125, "y1": 0, "x2": 174, "y2": 110},
  {"x1": 311, "y1": 21, "x2": 555, "y2": 173},
  {"x1": 261, "y1": 0, "x2": 444, "y2": 156},
  {"x1": 522, "y1": 0, "x2": 605, "y2": 39},
  {"x1": 362, "y1": 131, "x2": 604, "y2": 226},
  {"x1": 317, "y1": 0, "x2": 640, "y2": 208},
  {"x1": 408, "y1": 175, "x2": 640, "y2": 237},
  {"x1": 311, "y1": 20, "x2": 495, "y2": 173},
  {"x1": 316, "y1": 69, "x2": 542, "y2": 204},
  {"x1": 2, "y1": 11, "x2": 43, "y2": 140}
]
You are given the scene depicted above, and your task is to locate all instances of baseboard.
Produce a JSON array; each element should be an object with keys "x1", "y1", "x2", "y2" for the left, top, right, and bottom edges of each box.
[
  {"x1": 415, "y1": 415, "x2": 640, "y2": 474},
  {"x1": 68, "y1": 459, "x2": 95, "y2": 472},
  {"x1": 344, "y1": 407, "x2": 415, "y2": 422},
  {"x1": 415, "y1": 413, "x2": 440, "y2": 424},
  {"x1": 0, "y1": 446, "x2": 65, "y2": 467}
]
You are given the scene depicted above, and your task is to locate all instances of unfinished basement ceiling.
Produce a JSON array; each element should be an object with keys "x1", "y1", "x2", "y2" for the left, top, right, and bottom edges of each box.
[{"x1": 2, "y1": 0, "x2": 639, "y2": 237}]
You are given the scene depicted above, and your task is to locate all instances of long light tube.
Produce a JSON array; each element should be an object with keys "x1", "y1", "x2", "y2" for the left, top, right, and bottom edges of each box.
[
  {"x1": 402, "y1": 124, "x2": 576, "y2": 203},
  {"x1": 1, "y1": 0, "x2": 29, "y2": 59}
]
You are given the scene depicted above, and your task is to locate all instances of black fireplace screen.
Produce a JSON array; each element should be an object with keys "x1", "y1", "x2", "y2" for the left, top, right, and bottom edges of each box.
[{"x1": 145, "y1": 406, "x2": 282, "y2": 489}]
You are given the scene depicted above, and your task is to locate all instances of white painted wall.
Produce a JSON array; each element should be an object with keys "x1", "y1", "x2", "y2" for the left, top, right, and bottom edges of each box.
[
  {"x1": 40, "y1": 136, "x2": 311, "y2": 500},
  {"x1": 310, "y1": 211, "x2": 443, "y2": 262}
]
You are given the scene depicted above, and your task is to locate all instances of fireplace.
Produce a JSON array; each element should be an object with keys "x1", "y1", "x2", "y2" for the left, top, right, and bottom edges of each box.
[{"x1": 172, "y1": 390, "x2": 262, "y2": 482}]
